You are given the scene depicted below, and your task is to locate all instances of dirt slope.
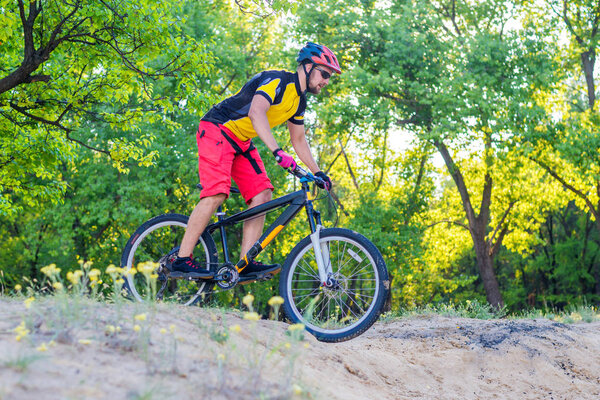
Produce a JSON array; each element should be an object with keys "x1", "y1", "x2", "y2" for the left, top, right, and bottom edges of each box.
[
  {"x1": 1, "y1": 298, "x2": 599, "y2": 400},
  {"x1": 303, "y1": 316, "x2": 600, "y2": 399}
]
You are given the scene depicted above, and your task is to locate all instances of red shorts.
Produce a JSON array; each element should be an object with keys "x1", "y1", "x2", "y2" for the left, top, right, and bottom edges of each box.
[{"x1": 196, "y1": 121, "x2": 273, "y2": 204}]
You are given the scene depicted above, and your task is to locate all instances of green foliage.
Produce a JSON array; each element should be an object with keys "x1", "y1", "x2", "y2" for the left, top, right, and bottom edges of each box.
[
  {"x1": 1, "y1": 0, "x2": 600, "y2": 316},
  {"x1": 0, "y1": 0, "x2": 215, "y2": 216}
]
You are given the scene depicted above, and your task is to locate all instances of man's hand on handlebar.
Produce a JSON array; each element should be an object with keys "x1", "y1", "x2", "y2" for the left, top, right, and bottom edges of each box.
[
  {"x1": 315, "y1": 171, "x2": 332, "y2": 191},
  {"x1": 273, "y1": 148, "x2": 297, "y2": 170},
  {"x1": 273, "y1": 155, "x2": 331, "y2": 191}
]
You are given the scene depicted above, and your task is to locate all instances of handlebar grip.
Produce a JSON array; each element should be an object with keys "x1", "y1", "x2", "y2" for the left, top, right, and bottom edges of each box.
[{"x1": 291, "y1": 165, "x2": 308, "y2": 177}]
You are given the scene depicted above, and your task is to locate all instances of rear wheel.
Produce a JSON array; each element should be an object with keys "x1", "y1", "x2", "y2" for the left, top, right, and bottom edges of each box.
[
  {"x1": 120, "y1": 214, "x2": 218, "y2": 305},
  {"x1": 279, "y1": 228, "x2": 389, "y2": 342}
]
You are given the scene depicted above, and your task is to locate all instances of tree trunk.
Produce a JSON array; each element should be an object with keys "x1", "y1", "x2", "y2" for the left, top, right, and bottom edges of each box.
[
  {"x1": 581, "y1": 50, "x2": 596, "y2": 110},
  {"x1": 435, "y1": 138, "x2": 505, "y2": 308},
  {"x1": 472, "y1": 225, "x2": 505, "y2": 308}
]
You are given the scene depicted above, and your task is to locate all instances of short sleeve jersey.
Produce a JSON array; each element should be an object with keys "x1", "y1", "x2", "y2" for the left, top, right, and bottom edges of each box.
[{"x1": 202, "y1": 70, "x2": 306, "y2": 141}]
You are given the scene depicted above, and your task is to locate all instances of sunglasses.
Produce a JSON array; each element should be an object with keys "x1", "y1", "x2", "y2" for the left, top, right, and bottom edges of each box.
[{"x1": 314, "y1": 67, "x2": 332, "y2": 80}]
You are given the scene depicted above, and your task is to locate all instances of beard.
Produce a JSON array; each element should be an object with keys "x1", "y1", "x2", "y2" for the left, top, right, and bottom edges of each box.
[{"x1": 308, "y1": 83, "x2": 321, "y2": 94}]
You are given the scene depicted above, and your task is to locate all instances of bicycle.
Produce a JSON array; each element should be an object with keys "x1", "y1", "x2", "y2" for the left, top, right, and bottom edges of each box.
[{"x1": 120, "y1": 166, "x2": 390, "y2": 342}]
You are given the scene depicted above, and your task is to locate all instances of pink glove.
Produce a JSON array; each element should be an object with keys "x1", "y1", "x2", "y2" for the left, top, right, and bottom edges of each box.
[{"x1": 273, "y1": 148, "x2": 297, "y2": 170}]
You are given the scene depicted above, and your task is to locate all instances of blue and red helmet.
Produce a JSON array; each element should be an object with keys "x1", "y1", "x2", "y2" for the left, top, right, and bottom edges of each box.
[{"x1": 297, "y1": 42, "x2": 342, "y2": 74}]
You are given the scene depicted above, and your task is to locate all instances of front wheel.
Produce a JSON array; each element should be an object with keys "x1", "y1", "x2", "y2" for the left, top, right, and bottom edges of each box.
[{"x1": 279, "y1": 228, "x2": 389, "y2": 342}]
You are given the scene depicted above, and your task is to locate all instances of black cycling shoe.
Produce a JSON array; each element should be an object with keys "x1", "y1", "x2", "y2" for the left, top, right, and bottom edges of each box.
[
  {"x1": 170, "y1": 256, "x2": 214, "y2": 279},
  {"x1": 239, "y1": 260, "x2": 281, "y2": 280}
]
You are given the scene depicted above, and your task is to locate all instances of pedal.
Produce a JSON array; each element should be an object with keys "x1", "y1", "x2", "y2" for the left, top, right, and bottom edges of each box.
[
  {"x1": 168, "y1": 271, "x2": 214, "y2": 280},
  {"x1": 261, "y1": 273, "x2": 274, "y2": 281},
  {"x1": 238, "y1": 272, "x2": 274, "y2": 285}
]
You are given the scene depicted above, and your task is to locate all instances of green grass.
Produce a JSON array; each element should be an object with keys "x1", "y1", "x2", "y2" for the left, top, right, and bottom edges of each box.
[
  {"x1": 1, "y1": 285, "x2": 310, "y2": 399},
  {"x1": 380, "y1": 300, "x2": 600, "y2": 324},
  {"x1": 2, "y1": 353, "x2": 47, "y2": 372}
]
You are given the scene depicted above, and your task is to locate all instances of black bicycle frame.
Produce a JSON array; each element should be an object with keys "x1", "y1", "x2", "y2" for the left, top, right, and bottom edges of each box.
[{"x1": 205, "y1": 181, "x2": 322, "y2": 273}]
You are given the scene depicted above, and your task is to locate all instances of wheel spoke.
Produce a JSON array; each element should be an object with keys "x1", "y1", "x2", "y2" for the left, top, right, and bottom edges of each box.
[
  {"x1": 123, "y1": 217, "x2": 214, "y2": 306},
  {"x1": 283, "y1": 229, "x2": 387, "y2": 341}
]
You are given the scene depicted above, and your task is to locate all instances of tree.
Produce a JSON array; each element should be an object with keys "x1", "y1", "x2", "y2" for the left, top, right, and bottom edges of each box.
[
  {"x1": 522, "y1": 0, "x2": 600, "y2": 236},
  {"x1": 0, "y1": 0, "x2": 213, "y2": 216},
  {"x1": 293, "y1": 0, "x2": 558, "y2": 308}
]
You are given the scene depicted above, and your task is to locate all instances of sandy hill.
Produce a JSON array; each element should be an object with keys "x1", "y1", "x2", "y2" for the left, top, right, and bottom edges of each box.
[{"x1": 1, "y1": 298, "x2": 599, "y2": 399}]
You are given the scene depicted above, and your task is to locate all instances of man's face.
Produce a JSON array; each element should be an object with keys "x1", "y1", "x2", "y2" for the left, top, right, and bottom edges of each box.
[{"x1": 308, "y1": 64, "x2": 334, "y2": 94}]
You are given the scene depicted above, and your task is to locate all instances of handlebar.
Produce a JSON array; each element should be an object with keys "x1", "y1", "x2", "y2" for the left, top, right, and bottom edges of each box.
[{"x1": 289, "y1": 165, "x2": 326, "y2": 187}]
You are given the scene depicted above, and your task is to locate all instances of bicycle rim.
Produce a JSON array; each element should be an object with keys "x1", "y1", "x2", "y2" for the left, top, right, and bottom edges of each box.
[
  {"x1": 285, "y1": 234, "x2": 380, "y2": 336},
  {"x1": 123, "y1": 219, "x2": 212, "y2": 305}
]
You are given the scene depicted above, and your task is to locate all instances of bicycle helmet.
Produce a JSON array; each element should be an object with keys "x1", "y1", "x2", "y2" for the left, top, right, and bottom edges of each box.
[{"x1": 296, "y1": 42, "x2": 342, "y2": 74}]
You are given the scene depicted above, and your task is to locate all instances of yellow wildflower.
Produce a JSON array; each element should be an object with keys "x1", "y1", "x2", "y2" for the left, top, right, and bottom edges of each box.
[
  {"x1": 169, "y1": 324, "x2": 176, "y2": 333},
  {"x1": 67, "y1": 270, "x2": 84, "y2": 285},
  {"x1": 288, "y1": 323, "x2": 305, "y2": 332},
  {"x1": 52, "y1": 282, "x2": 63, "y2": 291},
  {"x1": 14, "y1": 321, "x2": 30, "y2": 341},
  {"x1": 36, "y1": 343, "x2": 48, "y2": 352},
  {"x1": 41, "y1": 263, "x2": 61, "y2": 277},
  {"x1": 268, "y1": 296, "x2": 284, "y2": 307},
  {"x1": 243, "y1": 312, "x2": 260, "y2": 321},
  {"x1": 292, "y1": 384, "x2": 303, "y2": 395},
  {"x1": 78, "y1": 339, "x2": 91, "y2": 345},
  {"x1": 217, "y1": 353, "x2": 225, "y2": 361},
  {"x1": 134, "y1": 313, "x2": 147, "y2": 321},
  {"x1": 24, "y1": 296, "x2": 35, "y2": 309},
  {"x1": 14, "y1": 284, "x2": 22, "y2": 292},
  {"x1": 284, "y1": 342, "x2": 291, "y2": 349},
  {"x1": 242, "y1": 293, "x2": 254, "y2": 308},
  {"x1": 160, "y1": 328, "x2": 167, "y2": 334},
  {"x1": 134, "y1": 325, "x2": 141, "y2": 332},
  {"x1": 88, "y1": 269, "x2": 101, "y2": 281},
  {"x1": 229, "y1": 324, "x2": 241, "y2": 333},
  {"x1": 105, "y1": 264, "x2": 119, "y2": 275},
  {"x1": 137, "y1": 262, "x2": 157, "y2": 275}
]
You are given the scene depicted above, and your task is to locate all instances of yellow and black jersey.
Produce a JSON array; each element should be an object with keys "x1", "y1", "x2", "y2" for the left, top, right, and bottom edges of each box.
[{"x1": 202, "y1": 70, "x2": 306, "y2": 141}]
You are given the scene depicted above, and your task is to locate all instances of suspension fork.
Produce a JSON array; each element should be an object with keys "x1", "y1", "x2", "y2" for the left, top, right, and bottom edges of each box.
[{"x1": 306, "y1": 200, "x2": 334, "y2": 286}]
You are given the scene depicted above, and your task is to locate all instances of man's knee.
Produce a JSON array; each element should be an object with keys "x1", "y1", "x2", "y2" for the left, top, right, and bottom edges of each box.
[
  {"x1": 249, "y1": 189, "x2": 272, "y2": 206},
  {"x1": 199, "y1": 193, "x2": 227, "y2": 209}
]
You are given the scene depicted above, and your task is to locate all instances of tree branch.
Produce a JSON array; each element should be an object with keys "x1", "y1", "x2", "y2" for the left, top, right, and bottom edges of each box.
[
  {"x1": 531, "y1": 157, "x2": 600, "y2": 221},
  {"x1": 488, "y1": 201, "x2": 515, "y2": 255},
  {"x1": 434, "y1": 138, "x2": 477, "y2": 227},
  {"x1": 426, "y1": 219, "x2": 470, "y2": 231},
  {"x1": 338, "y1": 137, "x2": 360, "y2": 191}
]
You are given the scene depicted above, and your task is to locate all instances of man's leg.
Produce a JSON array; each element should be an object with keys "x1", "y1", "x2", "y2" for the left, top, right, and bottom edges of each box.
[
  {"x1": 239, "y1": 189, "x2": 272, "y2": 257},
  {"x1": 178, "y1": 194, "x2": 226, "y2": 258}
]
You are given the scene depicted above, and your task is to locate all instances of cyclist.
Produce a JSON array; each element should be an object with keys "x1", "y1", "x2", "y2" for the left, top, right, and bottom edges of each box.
[{"x1": 171, "y1": 42, "x2": 341, "y2": 280}]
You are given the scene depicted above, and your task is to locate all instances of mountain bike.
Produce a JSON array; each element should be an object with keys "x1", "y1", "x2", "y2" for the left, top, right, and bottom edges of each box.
[{"x1": 120, "y1": 166, "x2": 390, "y2": 342}]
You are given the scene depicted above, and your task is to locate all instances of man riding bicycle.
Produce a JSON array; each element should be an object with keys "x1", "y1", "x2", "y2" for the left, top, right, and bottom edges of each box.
[{"x1": 171, "y1": 42, "x2": 341, "y2": 280}]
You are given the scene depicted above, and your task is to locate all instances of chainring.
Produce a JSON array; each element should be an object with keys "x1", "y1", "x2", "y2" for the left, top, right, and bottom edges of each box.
[{"x1": 215, "y1": 264, "x2": 239, "y2": 290}]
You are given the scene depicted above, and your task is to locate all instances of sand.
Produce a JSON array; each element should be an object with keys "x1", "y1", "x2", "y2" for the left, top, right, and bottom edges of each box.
[{"x1": 1, "y1": 298, "x2": 599, "y2": 400}]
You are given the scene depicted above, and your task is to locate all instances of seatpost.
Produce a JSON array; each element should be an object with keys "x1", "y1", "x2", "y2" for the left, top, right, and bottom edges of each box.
[{"x1": 215, "y1": 205, "x2": 230, "y2": 264}]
